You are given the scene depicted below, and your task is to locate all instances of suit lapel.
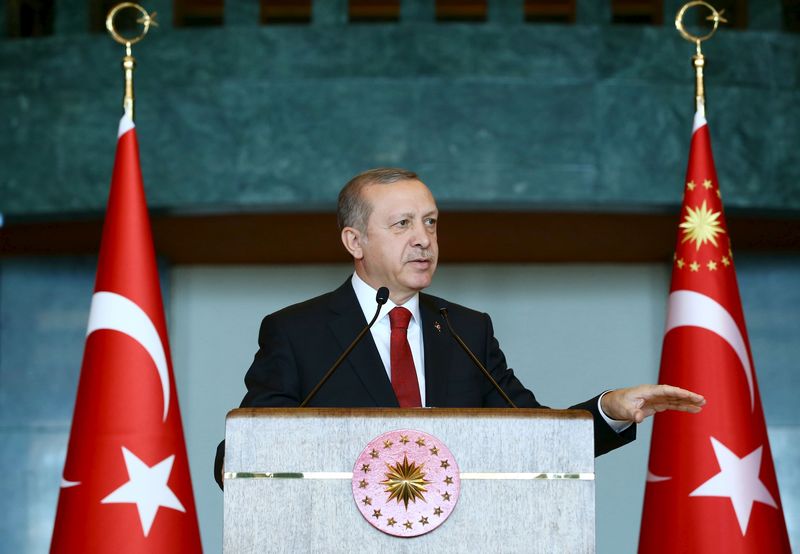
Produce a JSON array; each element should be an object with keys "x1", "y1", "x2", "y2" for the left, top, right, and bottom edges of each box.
[
  {"x1": 420, "y1": 293, "x2": 452, "y2": 407},
  {"x1": 327, "y1": 280, "x2": 398, "y2": 407}
]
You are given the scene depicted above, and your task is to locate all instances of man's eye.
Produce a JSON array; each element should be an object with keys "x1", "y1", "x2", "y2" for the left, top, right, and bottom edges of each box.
[
  {"x1": 425, "y1": 218, "x2": 437, "y2": 226},
  {"x1": 395, "y1": 219, "x2": 409, "y2": 227}
]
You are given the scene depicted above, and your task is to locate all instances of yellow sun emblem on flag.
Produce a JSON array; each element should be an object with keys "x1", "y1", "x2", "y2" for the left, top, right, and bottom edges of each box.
[
  {"x1": 381, "y1": 455, "x2": 431, "y2": 509},
  {"x1": 680, "y1": 200, "x2": 726, "y2": 250}
]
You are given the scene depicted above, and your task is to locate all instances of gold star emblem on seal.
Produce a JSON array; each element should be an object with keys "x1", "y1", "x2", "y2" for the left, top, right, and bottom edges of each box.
[{"x1": 380, "y1": 454, "x2": 431, "y2": 509}]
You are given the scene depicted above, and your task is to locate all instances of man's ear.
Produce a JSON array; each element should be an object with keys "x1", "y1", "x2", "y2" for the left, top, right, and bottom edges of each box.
[{"x1": 341, "y1": 227, "x2": 364, "y2": 260}]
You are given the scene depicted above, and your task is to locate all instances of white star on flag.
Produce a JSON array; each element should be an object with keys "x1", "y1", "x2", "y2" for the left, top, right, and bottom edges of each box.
[
  {"x1": 101, "y1": 446, "x2": 186, "y2": 537},
  {"x1": 689, "y1": 437, "x2": 778, "y2": 535}
]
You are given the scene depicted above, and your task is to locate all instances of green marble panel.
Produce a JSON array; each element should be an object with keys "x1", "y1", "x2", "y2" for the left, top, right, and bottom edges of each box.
[{"x1": 1, "y1": 23, "x2": 799, "y2": 218}]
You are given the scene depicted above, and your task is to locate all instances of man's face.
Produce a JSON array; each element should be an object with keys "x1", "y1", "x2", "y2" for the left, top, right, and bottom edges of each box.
[{"x1": 353, "y1": 179, "x2": 439, "y2": 304}]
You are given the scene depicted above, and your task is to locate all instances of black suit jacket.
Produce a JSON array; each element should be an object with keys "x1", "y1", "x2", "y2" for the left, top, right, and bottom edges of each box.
[{"x1": 215, "y1": 279, "x2": 635, "y2": 488}]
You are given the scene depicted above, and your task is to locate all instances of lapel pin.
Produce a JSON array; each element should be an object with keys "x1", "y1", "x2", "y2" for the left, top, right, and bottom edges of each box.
[{"x1": 434, "y1": 321, "x2": 442, "y2": 333}]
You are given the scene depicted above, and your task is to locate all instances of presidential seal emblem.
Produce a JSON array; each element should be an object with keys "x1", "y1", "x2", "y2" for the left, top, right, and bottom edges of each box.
[{"x1": 352, "y1": 429, "x2": 460, "y2": 537}]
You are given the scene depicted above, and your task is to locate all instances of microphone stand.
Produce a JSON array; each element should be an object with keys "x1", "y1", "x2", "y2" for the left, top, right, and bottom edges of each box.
[
  {"x1": 440, "y1": 307, "x2": 518, "y2": 409},
  {"x1": 300, "y1": 287, "x2": 389, "y2": 407}
]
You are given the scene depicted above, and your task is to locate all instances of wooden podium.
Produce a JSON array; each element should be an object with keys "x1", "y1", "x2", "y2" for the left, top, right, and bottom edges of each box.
[{"x1": 223, "y1": 408, "x2": 595, "y2": 553}]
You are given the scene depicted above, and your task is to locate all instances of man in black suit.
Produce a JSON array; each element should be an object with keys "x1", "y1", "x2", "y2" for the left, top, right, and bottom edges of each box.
[{"x1": 215, "y1": 168, "x2": 705, "y2": 488}]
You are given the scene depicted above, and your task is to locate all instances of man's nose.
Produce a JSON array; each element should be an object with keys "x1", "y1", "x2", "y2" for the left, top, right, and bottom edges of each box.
[{"x1": 411, "y1": 222, "x2": 431, "y2": 249}]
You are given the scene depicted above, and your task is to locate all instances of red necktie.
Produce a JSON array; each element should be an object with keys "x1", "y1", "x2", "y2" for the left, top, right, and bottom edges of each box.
[{"x1": 389, "y1": 307, "x2": 422, "y2": 407}]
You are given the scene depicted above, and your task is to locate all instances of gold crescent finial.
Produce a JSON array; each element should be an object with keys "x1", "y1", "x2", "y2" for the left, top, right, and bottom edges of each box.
[
  {"x1": 105, "y1": 3, "x2": 157, "y2": 121},
  {"x1": 106, "y1": 2, "x2": 157, "y2": 47},
  {"x1": 675, "y1": 2, "x2": 726, "y2": 116},
  {"x1": 675, "y1": 1, "x2": 727, "y2": 48}
]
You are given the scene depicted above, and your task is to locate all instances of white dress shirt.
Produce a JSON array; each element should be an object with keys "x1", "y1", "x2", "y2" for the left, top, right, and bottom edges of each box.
[
  {"x1": 350, "y1": 273, "x2": 631, "y2": 431},
  {"x1": 351, "y1": 273, "x2": 427, "y2": 406}
]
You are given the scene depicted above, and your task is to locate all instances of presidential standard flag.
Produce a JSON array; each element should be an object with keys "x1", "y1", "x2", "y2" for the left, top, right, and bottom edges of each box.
[
  {"x1": 51, "y1": 114, "x2": 202, "y2": 552},
  {"x1": 638, "y1": 112, "x2": 790, "y2": 552}
]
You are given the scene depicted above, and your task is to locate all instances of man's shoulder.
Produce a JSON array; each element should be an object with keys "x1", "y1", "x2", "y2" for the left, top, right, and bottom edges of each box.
[
  {"x1": 419, "y1": 291, "x2": 488, "y2": 322},
  {"x1": 266, "y1": 279, "x2": 353, "y2": 323}
]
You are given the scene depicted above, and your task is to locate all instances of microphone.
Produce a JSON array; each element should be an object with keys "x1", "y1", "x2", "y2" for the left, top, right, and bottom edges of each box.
[
  {"x1": 300, "y1": 286, "x2": 390, "y2": 407},
  {"x1": 439, "y1": 307, "x2": 518, "y2": 409}
]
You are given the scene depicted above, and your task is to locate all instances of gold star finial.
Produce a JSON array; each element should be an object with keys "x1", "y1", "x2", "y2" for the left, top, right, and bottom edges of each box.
[{"x1": 707, "y1": 8, "x2": 728, "y2": 25}]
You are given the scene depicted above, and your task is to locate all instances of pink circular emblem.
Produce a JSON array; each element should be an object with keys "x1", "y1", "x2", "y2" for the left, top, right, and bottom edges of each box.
[{"x1": 352, "y1": 429, "x2": 460, "y2": 538}]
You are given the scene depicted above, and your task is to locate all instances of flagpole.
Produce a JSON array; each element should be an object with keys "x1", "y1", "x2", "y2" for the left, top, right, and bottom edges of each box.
[
  {"x1": 105, "y1": 2, "x2": 158, "y2": 121},
  {"x1": 675, "y1": 1, "x2": 727, "y2": 117}
]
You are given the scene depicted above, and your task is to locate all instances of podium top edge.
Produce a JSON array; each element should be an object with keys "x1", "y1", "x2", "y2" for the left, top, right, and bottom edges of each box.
[{"x1": 226, "y1": 407, "x2": 592, "y2": 420}]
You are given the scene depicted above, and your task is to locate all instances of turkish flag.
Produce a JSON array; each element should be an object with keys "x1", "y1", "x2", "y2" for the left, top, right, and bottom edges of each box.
[
  {"x1": 638, "y1": 113, "x2": 790, "y2": 552},
  {"x1": 51, "y1": 114, "x2": 202, "y2": 552}
]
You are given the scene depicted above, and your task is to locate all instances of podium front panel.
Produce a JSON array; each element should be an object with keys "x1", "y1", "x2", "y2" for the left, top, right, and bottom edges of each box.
[{"x1": 224, "y1": 408, "x2": 594, "y2": 553}]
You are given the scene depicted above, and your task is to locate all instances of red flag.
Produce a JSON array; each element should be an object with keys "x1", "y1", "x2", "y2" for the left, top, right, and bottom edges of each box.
[
  {"x1": 638, "y1": 113, "x2": 790, "y2": 552},
  {"x1": 51, "y1": 114, "x2": 202, "y2": 552}
]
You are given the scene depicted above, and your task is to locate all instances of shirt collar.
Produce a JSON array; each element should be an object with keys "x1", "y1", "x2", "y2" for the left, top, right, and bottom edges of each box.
[{"x1": 351, "y1": 272, "x2": 421, "y2": 326}]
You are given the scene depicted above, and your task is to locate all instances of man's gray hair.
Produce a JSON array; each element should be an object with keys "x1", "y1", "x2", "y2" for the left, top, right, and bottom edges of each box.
[{"x1": 337, "y1": 168, "x2": 419, "y2": 232}]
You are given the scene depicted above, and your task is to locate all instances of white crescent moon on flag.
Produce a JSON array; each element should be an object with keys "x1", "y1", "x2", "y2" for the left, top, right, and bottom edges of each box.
[
  {"x1": 665, "y1": 290, "x2": 754, "y2": 412},
  {"x1": 646, "y1": 471, "x2": 672, "y2": 483},
  {"x1": 86, "y1": 291, "x2": 170, "y2": 421},
  {"x1": 60, "y1": 478, "x2": 81, "y2": 489}
]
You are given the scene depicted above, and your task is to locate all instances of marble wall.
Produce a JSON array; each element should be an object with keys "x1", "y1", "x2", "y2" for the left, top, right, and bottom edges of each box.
[{"x1": 1, "y1": 2, "x2": 799, "y2": 218}]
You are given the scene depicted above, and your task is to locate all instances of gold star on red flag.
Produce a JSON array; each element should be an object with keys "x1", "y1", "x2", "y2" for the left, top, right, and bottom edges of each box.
[{"x1": 680, "y1": 200, "x2": 726, "y2": 250}]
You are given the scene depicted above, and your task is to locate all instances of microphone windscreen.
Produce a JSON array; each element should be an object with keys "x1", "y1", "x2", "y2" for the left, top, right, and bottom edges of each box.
[{"x1": 376, "y1": 287, "x2": 390, "y2": 305}]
